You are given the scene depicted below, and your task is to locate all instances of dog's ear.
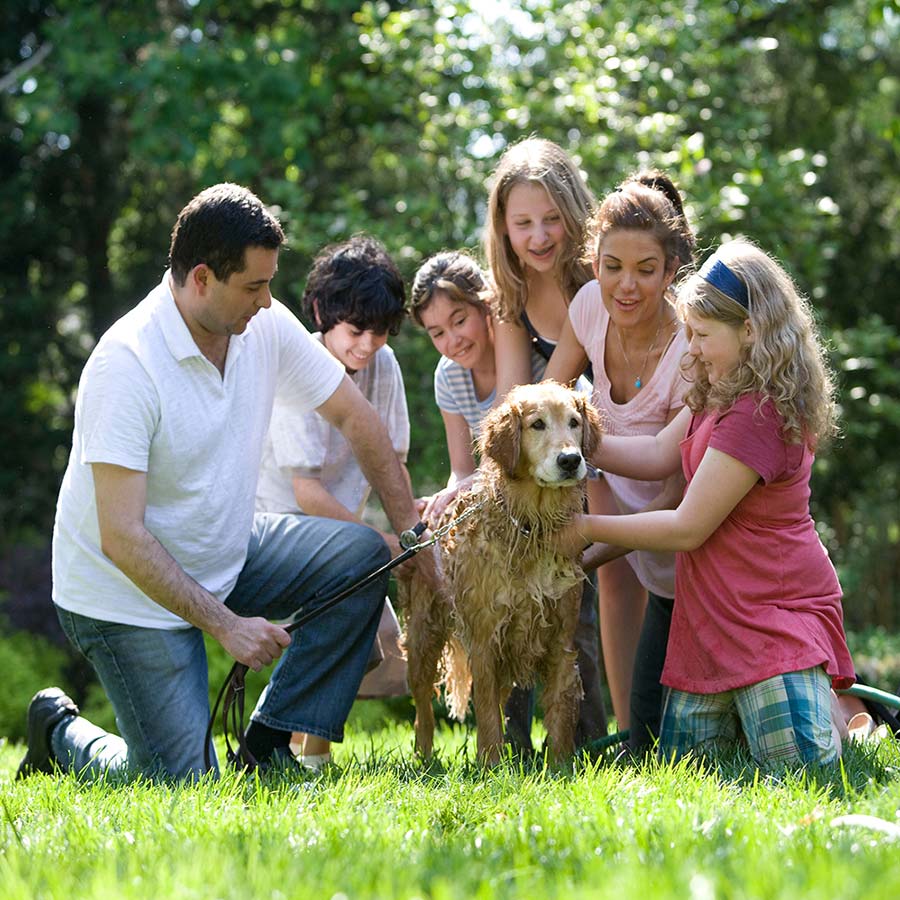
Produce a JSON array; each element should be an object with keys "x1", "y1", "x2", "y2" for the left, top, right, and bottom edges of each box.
[
  {"x1": 480, "y1": 400, "x2": 521, "y2": 477},
  {"x1": 575, "y1": 393, "x2": 603, "y2": 460}
]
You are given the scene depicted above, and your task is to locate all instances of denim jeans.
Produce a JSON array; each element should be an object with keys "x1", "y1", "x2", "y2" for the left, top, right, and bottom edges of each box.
[{"x1": 53, "y1": 513, "x2": 388, "y2": 780}]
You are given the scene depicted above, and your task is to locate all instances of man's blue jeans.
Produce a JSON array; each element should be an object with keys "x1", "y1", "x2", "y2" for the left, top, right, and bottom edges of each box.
[{"x1": 52, "y1": 513, "x2": 388, "y2": 780}]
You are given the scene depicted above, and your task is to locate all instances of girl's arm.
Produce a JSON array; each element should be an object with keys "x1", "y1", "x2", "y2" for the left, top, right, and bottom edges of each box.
[
  {"x1": 562, "y1": 447, "x2": 760, "y2": 555},
  {"x1": 420, "y1": 410, "x2": 477, "y2": 522},
  {"x1": 442, "y1": 410, "x2": 477, "y2": 486},
  {"x1": 493, "y1": 318, "x2": 534, "y2": 403},
  {"x1": 593, "y1": 406, "x2": 691, "y2": 482},
  {"x1": 544, "y1": 315, "x2": 588, "y2": 387},
  {"x1": 581, "y1": 471, "x2": 685, "y2": 571}
]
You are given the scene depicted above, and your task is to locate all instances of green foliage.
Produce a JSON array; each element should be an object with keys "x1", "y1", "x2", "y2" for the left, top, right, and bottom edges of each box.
[
  {"x1": 849, "y1": 627, "x2": 900, "y2": 691},
  {"x1": 1, "y1": 0, "x2": 899, "y2": 616},
  {"x1": 2, "y1": 724, "x2": 900, "y2": 899},
  {"x1": 816, "y1": 316, "x2": 900, "y2": 628},
  {"x1": 0, "y1": 624, "x2": 67, "y2": 741}
]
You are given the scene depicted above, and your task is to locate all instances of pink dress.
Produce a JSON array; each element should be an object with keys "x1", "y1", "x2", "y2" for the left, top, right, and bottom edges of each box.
[
  {"x1": 663, "y1": 394, "x2": 855, "y2": 694},
  {"x1": 570, "y1": 280, "x2": 689, "y2": 598}
]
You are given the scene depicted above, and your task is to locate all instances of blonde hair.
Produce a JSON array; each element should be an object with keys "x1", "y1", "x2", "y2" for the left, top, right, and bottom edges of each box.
[
  {"x1": 585, "y1": 169, "x2": 696, "y2": 281},
  {"x1": 409, "y1": 251, "x2": 489, "y2": 327},
  {"x1": 484, "y1": 138, "x2": 595, "y2": 321},
  {"x1": 676, "y1": 239, "x2": 838, "y2": 448}
]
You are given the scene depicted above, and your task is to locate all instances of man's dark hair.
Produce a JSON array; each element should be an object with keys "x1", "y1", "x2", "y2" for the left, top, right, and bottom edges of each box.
[
  {"x1": 302, "y1": 235, "x2": 406, "y2": 336},
  {"x1": 168, "y1": 183, "x2": 285, "y2": 286}
]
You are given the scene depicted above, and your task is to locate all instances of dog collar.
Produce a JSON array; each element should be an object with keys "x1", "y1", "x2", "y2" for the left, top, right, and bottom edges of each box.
[{"x1": 501, "y1": 502, "x2": 533, "y2": 538}]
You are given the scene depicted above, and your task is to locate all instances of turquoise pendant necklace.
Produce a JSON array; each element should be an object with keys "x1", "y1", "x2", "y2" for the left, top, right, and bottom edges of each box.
[{"x1": 613, "y1": 313, "x2": 667, "y2": 390}]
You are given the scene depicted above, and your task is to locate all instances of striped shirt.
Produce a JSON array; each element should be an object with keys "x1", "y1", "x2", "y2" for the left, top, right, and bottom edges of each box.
[{"x1": 434, "y1": 350, "x2": 588, "y2": 439}]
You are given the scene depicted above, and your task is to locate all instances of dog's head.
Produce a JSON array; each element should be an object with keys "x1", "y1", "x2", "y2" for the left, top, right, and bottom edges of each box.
[{"x1": 479, "y1": 381, "x2": 602, "y2": 485}]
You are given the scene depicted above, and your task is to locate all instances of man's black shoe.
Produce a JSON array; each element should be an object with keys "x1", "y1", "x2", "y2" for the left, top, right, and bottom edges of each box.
[{"x1": 16, "y1": 687, "x2": 79, "y2": 780}]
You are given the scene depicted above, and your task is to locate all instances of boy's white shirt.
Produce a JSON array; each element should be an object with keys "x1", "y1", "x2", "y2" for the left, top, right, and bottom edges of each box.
[{"x1": 256, "y1": 334, "x2": 410, "y2": 517}]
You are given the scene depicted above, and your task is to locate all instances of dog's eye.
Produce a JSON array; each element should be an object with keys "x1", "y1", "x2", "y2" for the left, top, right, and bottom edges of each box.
[
  {"x1": 530, "y1": 419, "x2": 546, "y2": 431},
  {"x1": 569, "y1": 417, "x2": 580, "y2": 429}
]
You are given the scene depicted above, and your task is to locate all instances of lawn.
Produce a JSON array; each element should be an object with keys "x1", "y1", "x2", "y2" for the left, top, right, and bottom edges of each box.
[{"x1": 2, "y1": 720, "x2": 899, "y2": 900}]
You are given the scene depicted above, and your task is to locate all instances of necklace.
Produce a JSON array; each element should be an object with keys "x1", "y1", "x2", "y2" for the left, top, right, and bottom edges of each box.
[{"x1": 613, "y1": 312, "x2": 669, "y2": 390}]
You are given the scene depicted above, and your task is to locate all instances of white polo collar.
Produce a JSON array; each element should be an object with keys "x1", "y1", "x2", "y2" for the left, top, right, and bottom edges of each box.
[{"x1": 156, "y1": 271, "x2": 249, "y2": 365}]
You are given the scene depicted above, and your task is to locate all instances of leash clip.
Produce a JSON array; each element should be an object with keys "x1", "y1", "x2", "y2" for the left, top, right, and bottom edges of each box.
[{"x1": 399, "y1": 521, "x2": 427, "y2": 550}]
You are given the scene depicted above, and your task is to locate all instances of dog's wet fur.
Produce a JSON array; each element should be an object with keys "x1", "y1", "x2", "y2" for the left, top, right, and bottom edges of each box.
[{"x1": 401, "y1": 381, "x2": 602, "y2": 765}]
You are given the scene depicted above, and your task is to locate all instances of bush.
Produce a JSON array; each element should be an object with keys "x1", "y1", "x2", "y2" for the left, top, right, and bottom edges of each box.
[
  {"x1": 0, "y1": 626, "x2": 69, "y2": 741},
  {"x1": 847, "y1": 628, "x2": 900, "y2": 694},
  {"x1": 816, "y1": 316, "x2": 900, "y2": 629}
]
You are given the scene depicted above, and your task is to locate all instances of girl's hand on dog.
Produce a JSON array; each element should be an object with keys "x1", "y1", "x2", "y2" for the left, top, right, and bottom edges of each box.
[
  {"x1": 420, "y1": 473, "x2": 477, "y2": 523},
  {"x1": 555, "y1": 516, "x2": 595, "y2": 560}
]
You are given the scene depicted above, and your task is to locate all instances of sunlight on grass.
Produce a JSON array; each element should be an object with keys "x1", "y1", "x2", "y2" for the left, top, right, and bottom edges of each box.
[{"x1": 2, "y1": 726, "x2": 900, "y2": 899}]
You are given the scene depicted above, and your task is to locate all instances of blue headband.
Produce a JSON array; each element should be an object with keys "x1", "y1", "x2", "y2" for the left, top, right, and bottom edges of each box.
[{"x1": 699, "y1": 255, "x2": 750, "y2": 309}]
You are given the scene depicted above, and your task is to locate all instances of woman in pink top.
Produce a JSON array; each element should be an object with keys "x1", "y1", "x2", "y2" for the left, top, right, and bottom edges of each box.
[
  {"x1": 547, "y1": 171, "x2": 696, "y2": 750},
  {"x1": 561, "y1": 239, "x2": 854, "y2": 767}
]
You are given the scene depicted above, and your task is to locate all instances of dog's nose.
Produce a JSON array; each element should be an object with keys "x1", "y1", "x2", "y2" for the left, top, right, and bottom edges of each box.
[{"x1": 556, "y1": 450, "x2": 583, "y2": 475}]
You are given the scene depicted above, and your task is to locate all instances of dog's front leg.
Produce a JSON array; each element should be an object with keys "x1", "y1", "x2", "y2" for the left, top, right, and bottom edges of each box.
[
  {"x1": 540, "y1": 585, "x2": 583, "y2": 763},
  {"x1": 471, "y1": 653, "x2": 504, "y2": 766}
]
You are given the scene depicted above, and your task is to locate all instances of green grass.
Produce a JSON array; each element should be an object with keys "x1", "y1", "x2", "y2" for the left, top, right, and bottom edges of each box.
[{"x1": 3, "y1": 722, "x2": 900, "y2": 900}]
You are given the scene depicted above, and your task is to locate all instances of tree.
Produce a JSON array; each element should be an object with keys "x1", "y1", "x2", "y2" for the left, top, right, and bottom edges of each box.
[{"x1": 1, "y1": 0, "x2": 898, "y2": 624}]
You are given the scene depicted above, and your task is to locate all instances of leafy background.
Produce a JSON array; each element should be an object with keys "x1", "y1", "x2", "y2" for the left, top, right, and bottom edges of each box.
[{"x1": 1, "y1": 0, "x2": 898, "y2": 717}]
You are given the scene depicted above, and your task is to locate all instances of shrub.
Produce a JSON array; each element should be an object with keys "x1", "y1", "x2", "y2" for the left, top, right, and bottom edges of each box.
[
  {"x1": 0, "y1": 625, "x2": 69, "y2": 741},
  {"x1": 847, "y1": 628, "x2": 900, "y2": 694}
]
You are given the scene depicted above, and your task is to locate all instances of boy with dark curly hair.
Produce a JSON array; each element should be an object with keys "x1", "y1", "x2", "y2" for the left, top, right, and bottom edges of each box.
[{"x1": 256, "y1": 234, "x2": 411, "y2": 769}]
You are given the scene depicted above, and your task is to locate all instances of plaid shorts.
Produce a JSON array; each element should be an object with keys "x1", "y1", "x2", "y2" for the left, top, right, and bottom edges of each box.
[{"x1": 660, "y1": 666, "x2": 837, "y2": 766}]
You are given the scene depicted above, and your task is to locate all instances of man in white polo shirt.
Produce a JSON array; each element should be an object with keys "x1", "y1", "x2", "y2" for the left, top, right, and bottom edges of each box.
[{"x1": 17, "y1": 183, "x2": 431, "y2": 780}]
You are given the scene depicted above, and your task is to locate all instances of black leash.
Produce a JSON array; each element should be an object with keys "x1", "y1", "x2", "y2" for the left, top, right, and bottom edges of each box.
[{"x1": 205, "y1": 519, "x2": 439, "y2": 772}]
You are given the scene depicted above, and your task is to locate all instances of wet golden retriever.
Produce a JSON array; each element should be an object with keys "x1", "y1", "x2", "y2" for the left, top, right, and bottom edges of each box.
[{"x1": 402, "y1": 381, "x2": 602, "y2": 765}]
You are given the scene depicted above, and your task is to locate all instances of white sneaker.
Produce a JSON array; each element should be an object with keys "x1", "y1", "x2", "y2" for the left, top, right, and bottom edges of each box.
[{"x1": 300, "y1": 752, "x2": 332, "y2": 772}]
